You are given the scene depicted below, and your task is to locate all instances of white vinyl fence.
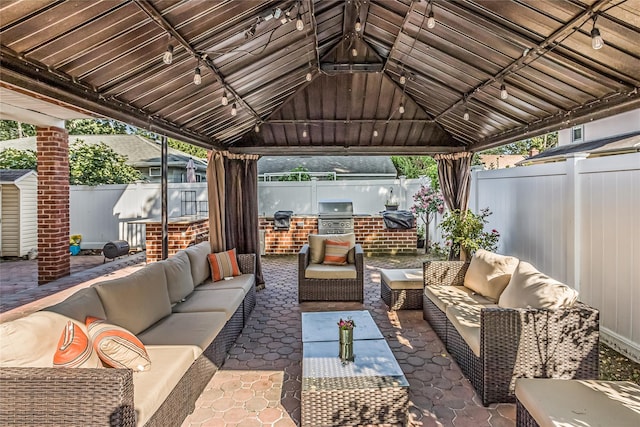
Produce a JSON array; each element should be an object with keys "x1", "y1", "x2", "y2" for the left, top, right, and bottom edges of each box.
[{"x1": 469, "y1": 152, "x2": 640, "y2": 362}]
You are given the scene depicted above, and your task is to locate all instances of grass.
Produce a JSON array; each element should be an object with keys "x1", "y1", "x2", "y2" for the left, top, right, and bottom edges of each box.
[{"x1": 599, "y1": 343, "x2": 640, "y2": 385}]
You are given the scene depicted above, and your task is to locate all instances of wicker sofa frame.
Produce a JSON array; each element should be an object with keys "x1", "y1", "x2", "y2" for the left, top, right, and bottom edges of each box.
[
  {"x1": 0, "y1": 254, "x2": 256, "y2": 427},
  {"x1": 298, "y1": 244, "x2": 364, "y2": 302},
  {"x1": 421, "y1": 260, "x2": 600, "y2": 406}
]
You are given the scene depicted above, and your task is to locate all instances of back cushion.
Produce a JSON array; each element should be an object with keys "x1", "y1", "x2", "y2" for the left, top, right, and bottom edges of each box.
[
  {"x1": 308, "y1": 233, "x2": 356, "y2": 264},
  {"x1": 162, "y1": 251, "x2": 195, "y2": 303},
  {"x1": 185, "y1": 241, "x2": 212, "y2": 286},
  {"x1": 93, "y1": 262, "x2": 171, "y2": 335},
  {"x1": 499, "y1": 261, "x2": 579, "y2": 309},
  {"x1": 44, "y1": 287, "x2": 106, "y2": 322},
  {"x1": 464, "y1": 249, "x2": 519, "y2": 302}
]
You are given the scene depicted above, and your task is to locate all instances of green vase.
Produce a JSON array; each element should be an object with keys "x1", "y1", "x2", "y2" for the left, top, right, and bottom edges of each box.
[{"x1": 339, "y1": 328, "x2": 353, "y2": 344}]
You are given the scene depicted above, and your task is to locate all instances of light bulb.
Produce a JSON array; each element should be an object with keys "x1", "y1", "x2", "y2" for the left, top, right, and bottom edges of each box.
[
  {"x1": 398, "y1": 104, "x2": 405, "y2": 114},
  {"x1": 591, "y1": 27, "x2": 604, "y2": 50},
  {"x1": 373, "y1": 129, "x2": 379, "y2": 137},
  {"x1": 280, "y1": 16, "x2": 288, "y2": 25},
  {"x1": 500, "y1": 83, "x2": 508, "y2": 100},
  {"x1": 351, "y1": 48, "x2": 358, "y2": 57},
  {"x1": 193, "y1": 67, "x2": 202, "y2": 85},
  {"x1": 399, "y1": 74, "x2": 406, "y2": 85},
  {"x1": 463, "y1": 109, "x2": 470, "y2": 121},
  {"x1": 254, "y1": 124, "x2": 260, "y2": 133},
  {"x1": 302, "y1": 129, "x2": 308, "y2": 138},
  {"x1": 427, "y1": 12, "x2": 436, "y2": 29},
  {"x1": 355, "y1": 17, "x2": 362, "y2": 32},
  {"x1": 306, "y1": 71, "x2": 312, "y2": 81},
  {"x1": 296, "y1": 14, "x2": 304, "y2": 31},
  {"x1": 221, "y1": 91, "x2": 228, "y2": 106},
  {"x1": 231, "y1": 103, "x2": 237, "y2": 116},
  {"x1": 162, "y1": 45, "x2": 173, "y2": 65}
]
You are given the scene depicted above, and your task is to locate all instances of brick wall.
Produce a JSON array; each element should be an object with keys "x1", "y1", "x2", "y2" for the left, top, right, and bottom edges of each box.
[
  {"x1": 259, "y1": 216, "x2": 416, "y2": 255},
  {"x1": 36, "y1": 126, "x2": 70, "y2": 284},
  {"x1": 146, "y1": 218, "x2": 209, "y2": 262}
]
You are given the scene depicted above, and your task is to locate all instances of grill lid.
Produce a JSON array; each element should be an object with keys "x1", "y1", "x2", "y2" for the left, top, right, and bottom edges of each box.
[{"x1": 318, "y1": 199, "x2": 353, "y2": 217}]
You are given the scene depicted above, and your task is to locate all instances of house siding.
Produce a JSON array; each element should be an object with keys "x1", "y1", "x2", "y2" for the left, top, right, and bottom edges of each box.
[{"x1": 1, "y1": 185, "x2": 20, "y2": 256}]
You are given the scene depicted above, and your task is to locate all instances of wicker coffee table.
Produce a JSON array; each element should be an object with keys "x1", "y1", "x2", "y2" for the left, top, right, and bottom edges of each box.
[{"x1": 301, "y1": 311, "x2": 409, "y2": 426}]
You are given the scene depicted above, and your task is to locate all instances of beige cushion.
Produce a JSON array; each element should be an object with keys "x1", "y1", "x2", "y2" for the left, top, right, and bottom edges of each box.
[
  {"x1": 44, "y1": 287, "x2": 107, "y2": 322},
  {"x1": 308, "y1": 233, "x2": 356, "y2": 264},
  {"x1": 424, "y1": 285, "x2": 495, "y2": 312},
  {"x1": 133, "y1": 345, "x2": 196, "y2": 426},
  {"x1": 137, "y1": 312, "x2": 227, "y2": 358},
  {"x1": 185, "y1": 241, "x2": 211, "y2": 286},
  {"x1": 162, "y1": 251, "x2": 194, "y2": 304},
  {"x1": 92, "y1": 262, "x2": 171, "y2": 335},
  {"x1": 464, "y1": 249, "x2": 519, "y2": 302},
  {"x1": 172, "y1": 289, "x2": 244, "y2": 320},
  {"x1": 515, "y1": 379, "x2": 640, "y2": 427},
  {"x1": 445, "y1": 303, "x2": 498, "y2": 357},
  {"x1": 305, "y1": 263, "x2": 357, "y2": 279},
  {"x1": 381, "y1": 269, "x2": 423, "y2": 290},
  {"x1": 196, "y1": 274, "x2": 255, "y2": 295},
  {"x1": 499, "y1": 261, "x2": 579, "y2": 309},
  {"x1": 0, "y1": 311, "x2": 82, "y2": 367}
]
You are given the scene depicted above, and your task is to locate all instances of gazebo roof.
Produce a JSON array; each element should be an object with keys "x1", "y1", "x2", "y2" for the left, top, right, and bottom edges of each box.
[{"x1": 1, "y1": 0, "x2": 639, "y2": 155}]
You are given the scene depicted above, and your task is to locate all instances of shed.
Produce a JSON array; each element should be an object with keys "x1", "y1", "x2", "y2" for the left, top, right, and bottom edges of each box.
[{"x1": 0, "y1": 169, "x2": 37, "y2": 257}]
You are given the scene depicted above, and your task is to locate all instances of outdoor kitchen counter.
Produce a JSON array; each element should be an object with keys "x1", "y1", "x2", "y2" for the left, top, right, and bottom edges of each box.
[{"x1": 134, "y1": 215, "x2": 209, "y2": 262}]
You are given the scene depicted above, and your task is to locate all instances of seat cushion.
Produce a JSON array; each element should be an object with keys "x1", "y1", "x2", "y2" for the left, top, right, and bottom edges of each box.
[
  {"x1": 381, "y1": 269, "x2": 423, "y2": 290},
  {"x1": 133, "y1": 345, "x2": 196, "y2": 427},
  {"x1": 93, "y1": 262, "x2": 171, "y2": 335},
  {"x1": 137, "y1": 312, "x2": 227, "y2": 359},
  {"x1": 305, "y1": 263, "x2": 357, "y2": 279},
  {"x1": 185, "y1": 241, "x2": 211, "y2": 286},
  {"x1": 172, "y1": 289, "x2": 244, "y2": 320},
  {"x1": 499, "y1": 261, "x2": 579, "y2": 309},
  {"x1": 424, "y1": 285, "x2": 495, "y2": 313},
  {"x1": 446, "y1": 304, "x2": 495, "y2": 357},
  {"x1": 515, "y1": 379, "x2": 640, "y2": 427},
  {"x1": 308, "y1": 233, "x2": 356, "y2": 264},
  {"x1": 44, "y1": 287, "x2": 107, "y2": 323},
  {"x1": 464, "y1": 249, "x2": 519, "y2": 302},
  {"x1": 162, "y1": 251, "x2": 194, "y2": 304},
  {"x1": 196, "y1": 274, "x2": 255, "y2": 295}
]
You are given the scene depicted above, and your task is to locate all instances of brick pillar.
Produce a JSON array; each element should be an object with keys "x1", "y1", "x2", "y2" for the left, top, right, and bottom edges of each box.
[{"x1": 37, "y1": 126, "x2": 70, "y2": 284}]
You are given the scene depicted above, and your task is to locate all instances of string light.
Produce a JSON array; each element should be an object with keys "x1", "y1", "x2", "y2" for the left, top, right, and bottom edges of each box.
[
  {"x1": 162, "y1": 44, "x2": 173, "y2": 65},
  {"x1": 373, "y1": 129, "x2": 379, "y2": 137},
  {"x1": 351, "y1": 47, "x2": 358, "y2": 57},
  {"x1": 463, "y1": 108, "x2": 470, "y2": 121},
  {"x1": 398, "y1": 103, "x2": 405, "y2": 114},
  {"x1": 591, "y1": 17, "x2": 604, "y2": 50},
  {"x1": 221, "y1": 91, "x2": 228, "y2": 106},
  {"x1": 296, "y1": 2, "x2": 304, "y2": 31},
  {"x1": 355, "y1": 16, "x2": 362, "y2": 32},
  {"x1": 427, "y1": 1, "x2": 436, "y2": 29},
  {"x1": 399, "y1": 73, "x2": 406, "y2": 85},
  {"x1": 231, "y1": 103, "x2": 237, "y2": 116},
  {"x1": 193, "y1": 66, "x2": 202, "y2": 85},
  {"x1": 500, "y1": 83, "x2": 508, "y2": 100},
  {"x1": 254, "y1": 123, "x2": 260, "y2": 133},
  {"x1": 302, "y1": 128, "x2": 308, "y2": 138},
  {"x1": 306, "y1": 71, "x2": 312, "y2": 81}
]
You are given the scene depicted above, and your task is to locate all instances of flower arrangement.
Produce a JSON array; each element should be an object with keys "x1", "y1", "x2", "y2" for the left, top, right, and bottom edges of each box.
[
  {"x1": 70, "y1": 234, "x2": 82, "y2": 245},
  {"x1": 410, "y1": 184, "x2": 445, "y2": 250},
  {"x1": 337, "y1": 318, "x2": 356, "y2": 330},
  {"x1": 439, "y1": 207, "x2": 500, "y2": 260}
]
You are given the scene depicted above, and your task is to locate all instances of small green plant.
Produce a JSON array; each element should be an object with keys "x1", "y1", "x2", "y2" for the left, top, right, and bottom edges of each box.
[
  {"x1": 279, "y1": 166, "x2": 311, "y2": 181},
  {"x1": 416, "y1": 225, "x2": 426, "y2": 240},
  {"x1": 70, "y1": 234, "x2": 82, "y2": 245},
  {"x1": 428, "y1": 242, "x2": 449, "y2": 260},
  {"x1": 439, "y1": 208, "x2": 500, "y2": 260}
]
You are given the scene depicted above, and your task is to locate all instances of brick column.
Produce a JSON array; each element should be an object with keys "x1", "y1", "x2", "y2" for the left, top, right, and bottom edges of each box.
[{"x1": 37, "y1": 126, "x2": 70, "y2": 284}]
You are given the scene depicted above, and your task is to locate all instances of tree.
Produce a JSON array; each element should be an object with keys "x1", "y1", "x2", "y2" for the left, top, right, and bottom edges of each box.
[
  {"x1": 0, "y1": 120, "x2": 36, "y2": 140},
  {"x1": 66, "y1": 119, "x2": 130, "y2": 135},
  {"x1": 0, "y1": 148, "x2": 37, "y2": 169},
  {"x1": 279, "y1": 166, "x2": 311, "y2": 181},
  {"x1": 481, "y1": 132, "x2": 558, "y2": 155},
  {"x1": 391, "y1": 156, "x2": 439, "y2": 189},
  {"x1": 69, "y1": 140, "x2": 141, "y2": 185}
]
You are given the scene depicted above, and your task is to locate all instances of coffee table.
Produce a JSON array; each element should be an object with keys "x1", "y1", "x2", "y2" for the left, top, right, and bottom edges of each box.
[{"x1": 301, "y1": 310, "x2": 409, "y2": 426}]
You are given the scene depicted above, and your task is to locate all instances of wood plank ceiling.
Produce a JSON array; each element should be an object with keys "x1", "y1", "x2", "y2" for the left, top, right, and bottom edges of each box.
[{"x1": 1, "y1": 0, "x2": 639, "y2": 155}]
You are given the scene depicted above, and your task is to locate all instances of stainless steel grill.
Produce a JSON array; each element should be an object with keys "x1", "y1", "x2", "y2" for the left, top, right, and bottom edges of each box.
[{"x1": 317, "y1": 199, "x2": 354, "y2": 234}]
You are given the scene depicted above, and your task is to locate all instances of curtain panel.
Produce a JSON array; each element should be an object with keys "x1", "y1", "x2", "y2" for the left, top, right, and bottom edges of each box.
[{"x1": 434, "y1": 152, "x2": 473, "y2": 212}]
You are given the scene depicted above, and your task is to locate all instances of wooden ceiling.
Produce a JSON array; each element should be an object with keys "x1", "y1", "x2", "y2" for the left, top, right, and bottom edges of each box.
[{"x1": 1, "y1": 0, "x2": 639, "y2": 155}]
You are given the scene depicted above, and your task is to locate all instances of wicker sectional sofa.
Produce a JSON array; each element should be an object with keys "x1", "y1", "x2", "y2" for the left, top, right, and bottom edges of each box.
[
  {"x1": 422, "y1": 251, "x2": 600, "y2": 406},
  {"x1": 0, "y1": 242, "x2": 256, "y2": 426}
]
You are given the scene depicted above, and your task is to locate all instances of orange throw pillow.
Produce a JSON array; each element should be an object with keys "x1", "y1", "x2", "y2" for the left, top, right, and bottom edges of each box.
[
  {"x1": 86, "y1": 317, "x2": 151, "y2": 371},
  {"x1": 208, "y1": 248, "x2": 241, "y2": 281},
  {"x1": 53, "y1": 321, "x2": 102, "y2": 368},
  {"x1": 323, "y1": 240, "x2": 351, "y2": 265}
]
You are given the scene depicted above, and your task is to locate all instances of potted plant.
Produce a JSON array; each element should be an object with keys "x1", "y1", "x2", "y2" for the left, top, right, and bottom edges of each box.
[
  {"x1": 410, "y1": 184, "x2": 445, "y2": 252},
  {"x1": 438, "y1": 208, "x2": 500, "y2": 261},
  {"x1": 69, "y1": 234, "x2": 82, "y2": 256}
]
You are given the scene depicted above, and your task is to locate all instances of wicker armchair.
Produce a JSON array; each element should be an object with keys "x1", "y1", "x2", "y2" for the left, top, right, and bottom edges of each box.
[
  {"x1": 422, "y1": 260, "x2": 600, "y2": 406},
  {"x1": 298, "y1": 244, "x2": 364, "y2": 302}
]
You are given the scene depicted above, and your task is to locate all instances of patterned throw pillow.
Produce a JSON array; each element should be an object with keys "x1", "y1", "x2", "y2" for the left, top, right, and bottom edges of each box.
[
  {"x1": 323, "y1": 240, "x2": 351, "y2": 265},
  {"x1": 53, "y1": 321, "x2": 103, "y2": 368},
  {"x1": 208, "y1": 248, "x2": 241, "y2": 282},
  {"x1": 86, "y1": 317, "x2": 151, "y2": 371}
]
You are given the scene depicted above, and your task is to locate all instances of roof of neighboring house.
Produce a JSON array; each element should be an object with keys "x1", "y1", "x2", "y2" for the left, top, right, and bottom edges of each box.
[
  {"x1": 519, "y1": 132, "x2": 640, "y2": 165},
  {"x1": 477, "y1": 154, "x2": 525, "y2": 169},
  {"x1": 0, "y1": 169, "x2": 36, "y2": 184},
  {"x1": 258, "y1": 156, "x2": 397, "y2": 178},
  {"x1": 0, "y1": 135, "x2": 207, "y2": 170}
]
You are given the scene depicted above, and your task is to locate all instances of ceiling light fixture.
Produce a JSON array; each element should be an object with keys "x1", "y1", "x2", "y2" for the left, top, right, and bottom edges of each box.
[
  {"x1": 500, "y1": 83, "x2": 508, "y2": 100},
  {"x1": 221, "y1": 91, "x2": 228, "y2": 106},
  {"x1": 193, "y1": 66, "x2": 202, "y2": 85},
  {"x1": 355, "y1": 16, "x2": 362, "y2": 33},
  {"x1": 427, "y1": 1, "x2": 436, "y2": 29},
  {"x1": 231, "y1": 103, "x2": 237, "y2": 116},
  {"x1": 296, "y1": 2, "x2": 304, "y2": 31},
  {"x1": 591, "y1": 16, "x2": 604, "y2": 50},
  {"x1": 162, "y1": 44, "x2": 173, "y2": 65}
]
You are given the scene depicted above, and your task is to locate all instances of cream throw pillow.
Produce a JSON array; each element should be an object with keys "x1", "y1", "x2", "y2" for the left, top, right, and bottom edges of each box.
[
  {"x1": 308, "y1": 233, "x2": 356, "y2": 264},
  {"x1": 498, "y1": 261, "x2": 579, "y2": 309},
  {"x1": 464, "y1": 249, "x2": 519, "y2": 302}
]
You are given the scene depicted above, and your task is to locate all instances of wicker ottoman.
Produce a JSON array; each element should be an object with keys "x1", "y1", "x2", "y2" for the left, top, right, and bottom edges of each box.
[
  {"x1": 515, "y1": 378, "x2": 640, "y2": 427},
  {"x1": 380, "y1": 268, "x2": 424, "y2": 310}
]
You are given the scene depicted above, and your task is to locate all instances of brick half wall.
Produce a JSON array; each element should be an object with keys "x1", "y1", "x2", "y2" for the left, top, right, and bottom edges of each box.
[{"x1": 146, "y1": 219, "x2": 209, "y2": 263}]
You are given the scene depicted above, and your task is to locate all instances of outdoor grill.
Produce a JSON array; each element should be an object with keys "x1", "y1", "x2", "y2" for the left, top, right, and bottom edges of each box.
[{"x1": 317, "y1": 199, "x2": 354, "y2": 235}]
